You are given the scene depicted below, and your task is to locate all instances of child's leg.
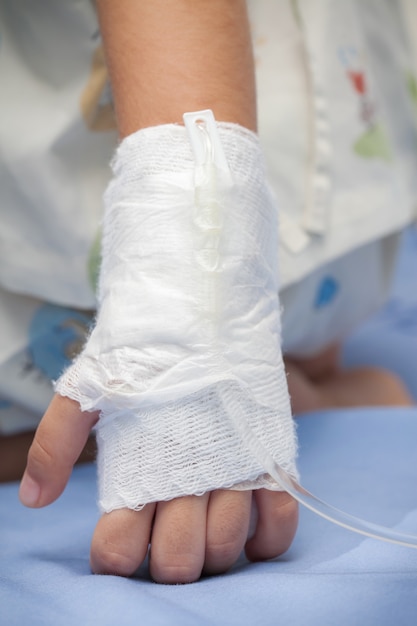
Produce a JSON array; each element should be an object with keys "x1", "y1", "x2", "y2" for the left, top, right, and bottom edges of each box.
[{"x1": 285, "y1": 343, "x2": 413, "y2": 415}]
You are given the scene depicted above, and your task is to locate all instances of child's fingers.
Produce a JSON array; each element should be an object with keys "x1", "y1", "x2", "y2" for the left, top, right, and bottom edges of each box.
[
  {"x1": 89, "y1": 489, "x2": 294, "y2": 583},
  {"x1": 245, "y1": 489, "x2": 298, "y2": 562},
  {"x1": 90, "y1": 496, "x2": 210, "y2": 582},
  {"x1": 90, "y1": 505, "x2": 156, "y2": 577},
  {"x1": 19, "y1": 394, "x2": 98, "y2": 508},
  {"x1": 150, "y1": 494, "x2": 210, "y2": 584},
  {"x1": 203, "y1": 489, "x2": 252, "y2": 575}
]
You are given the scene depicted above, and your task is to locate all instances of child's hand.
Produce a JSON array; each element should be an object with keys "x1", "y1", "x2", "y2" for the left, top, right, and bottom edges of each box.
[
  {"x1": 18, "y1": 116, "x2": 299, "y2": 584},
  {"x1": 19, "y1": 394, "x2": 298, "y2": 583}
]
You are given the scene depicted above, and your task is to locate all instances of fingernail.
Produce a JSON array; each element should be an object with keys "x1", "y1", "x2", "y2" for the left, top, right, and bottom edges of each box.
[{"x1": 19, "y1": 473, "x2": 41, "y2": 507}]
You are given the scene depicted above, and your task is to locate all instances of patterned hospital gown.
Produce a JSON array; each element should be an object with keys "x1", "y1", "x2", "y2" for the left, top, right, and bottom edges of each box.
[{"x1": 0, "y1": 0, "x2": 417, "y2": 434}]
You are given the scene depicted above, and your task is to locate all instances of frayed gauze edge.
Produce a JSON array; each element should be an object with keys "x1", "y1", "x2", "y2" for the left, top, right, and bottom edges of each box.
[{"x1": 55, "y1": 119, "x2": 298, "y2": 511}]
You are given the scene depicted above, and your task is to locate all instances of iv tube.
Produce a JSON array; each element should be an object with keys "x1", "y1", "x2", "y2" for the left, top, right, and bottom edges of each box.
[
  {"x1": 185, "y1": 109, "x2": 417, "y2": 549},
  {"x1": 234, "y1": 405, "x2": 417, "y2": 549}
]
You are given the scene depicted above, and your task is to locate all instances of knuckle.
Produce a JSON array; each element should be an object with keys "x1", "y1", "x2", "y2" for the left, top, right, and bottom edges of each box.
[
  {"x1": 151, "y1": 552, "x2": 202, "y2": 584},
  {"x1": 246, "y1": 494, "x2": 299, "y2": 562},
  {"x1": 270, "y1": 499, "x2": 299, "y2": 556},
  {"x1": 271, "y1": 493, "x2": 299, "y2": 521},
  {"x1": 204, "y1": 492, "x2": 250, "y2": 572},
  {"x1": 91, "y1": 542, "x2": 140, "y2": 577},
  {"x1": 204, "y1": 518, "x2": 246, "y2": 574},
  {"x1": 206, "y1": 534, "x2": 242, "y2": 566},
  {"x1": 27, "y1": 435, "x2": 55, "y2": 474}
]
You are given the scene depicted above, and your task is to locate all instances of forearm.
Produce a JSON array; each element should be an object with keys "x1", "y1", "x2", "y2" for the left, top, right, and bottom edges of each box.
[{"x1": 95, "y1": 0, "x2": 256, "y2": 137}]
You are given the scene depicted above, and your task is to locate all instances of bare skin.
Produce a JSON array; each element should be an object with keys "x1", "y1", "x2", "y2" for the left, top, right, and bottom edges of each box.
[
  {"x1": 16, "y1": 394, "x2": 298, "y2": 583},
  {"x1": 6, "y1": 1, "x2": 414, "y2": 585},
  {"x1": 0, "y1": 430, "x2": 96, "y2": 484},
  {"x1": 14, "y1": 0, "x2": 298, "y2": 584},
  {"x1": 3, "y1": 346, "x2": 411, "y2": 484},
  {"x1": 285, "y1": 344, "x2": 413, "y2": 414},
  {"x1": 0, "y1": 344, "x2": 411, "y2": 584}
]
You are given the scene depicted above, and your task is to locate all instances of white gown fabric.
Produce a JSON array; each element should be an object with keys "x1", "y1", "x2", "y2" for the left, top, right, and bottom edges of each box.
[{"x1": 0, "y1": 0, "x2": 417, "y2": 434}]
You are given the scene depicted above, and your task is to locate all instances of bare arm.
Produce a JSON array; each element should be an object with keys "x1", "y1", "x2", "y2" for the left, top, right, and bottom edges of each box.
[
  {"x1": 20, "y1": 1, "x2": 297, "y2": 584},
  {"x1": 95, "y1": 0, "x2": 257, "y2": 135}
]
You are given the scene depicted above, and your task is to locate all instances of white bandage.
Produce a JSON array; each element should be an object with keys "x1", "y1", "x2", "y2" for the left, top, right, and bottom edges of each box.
[{"x1": 55, "y1": 111, "x2": 298, "y2": 513}]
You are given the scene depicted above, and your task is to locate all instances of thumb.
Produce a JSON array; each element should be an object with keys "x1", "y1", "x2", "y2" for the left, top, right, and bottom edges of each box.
[{"x1": 19, "y1": 394, "x2": 98, "y2": 508}]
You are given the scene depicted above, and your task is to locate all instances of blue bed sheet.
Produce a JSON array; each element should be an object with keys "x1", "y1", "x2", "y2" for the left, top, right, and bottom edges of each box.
[
  {"x1": 1, "y1": 228, "x2": 416, "y2": 626},
  {"x1": 1, "y1": 407, "x2": 416, "y2": 626}
]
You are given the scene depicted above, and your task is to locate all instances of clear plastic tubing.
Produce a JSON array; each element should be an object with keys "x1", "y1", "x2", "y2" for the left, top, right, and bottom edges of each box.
[
  {"x1": 243, "y1": 417, "x2": 417, "y2": 549},
  {"x1": 185, "y1": 109, "x2": 417, "y2": 549}
]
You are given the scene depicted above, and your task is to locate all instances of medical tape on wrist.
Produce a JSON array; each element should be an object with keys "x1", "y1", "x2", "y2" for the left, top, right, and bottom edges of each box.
[{"x1": 55, "y1": 110, "x2": 298, "y2": 512}]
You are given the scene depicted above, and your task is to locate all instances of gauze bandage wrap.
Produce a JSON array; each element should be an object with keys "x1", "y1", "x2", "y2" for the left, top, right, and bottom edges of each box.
[{"x1": 55, "y1": 111, "x2": 298, "y2": 513}]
